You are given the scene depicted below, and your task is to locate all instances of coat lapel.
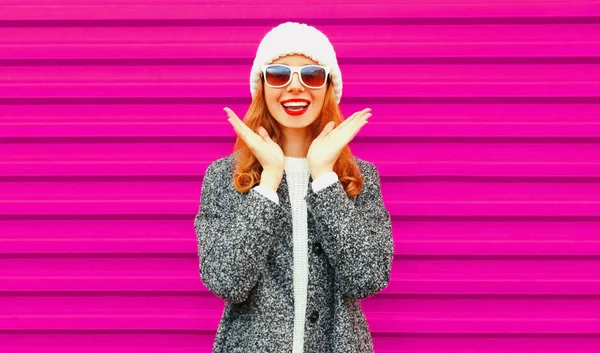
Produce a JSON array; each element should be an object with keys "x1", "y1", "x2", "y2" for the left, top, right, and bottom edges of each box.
[
  {"x1": 276, "y1": 170, "x2": 314, "y2": 215},
  {"x1": 276, "y1": 171, "x2": 291, "y2": 214}
]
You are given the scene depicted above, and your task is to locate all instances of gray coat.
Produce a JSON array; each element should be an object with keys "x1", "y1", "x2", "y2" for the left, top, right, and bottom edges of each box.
[{"x1": 194, "y1": 153, "x2": 394, "y2": 353}]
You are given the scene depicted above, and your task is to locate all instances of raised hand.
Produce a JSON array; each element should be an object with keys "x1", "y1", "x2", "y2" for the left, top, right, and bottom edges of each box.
[
  {"x1": 224, "y1": 107, "x2": 285, "y2": 173},
  {"x1": 307, "y1": 108, "x2": 372, "y2": 178}
]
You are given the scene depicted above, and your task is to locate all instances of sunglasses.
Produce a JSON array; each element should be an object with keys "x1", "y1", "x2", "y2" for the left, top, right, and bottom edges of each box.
[{"x1": 262, "y1": 64, "x2": 330, "y2": 89}]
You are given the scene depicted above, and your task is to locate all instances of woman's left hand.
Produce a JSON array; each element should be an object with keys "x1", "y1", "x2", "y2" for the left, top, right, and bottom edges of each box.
[{"x1": 307, "y1": 108, "x2": 372, "y2": 179}]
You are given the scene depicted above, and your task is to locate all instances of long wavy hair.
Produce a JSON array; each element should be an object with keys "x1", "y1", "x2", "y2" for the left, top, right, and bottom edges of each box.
[{"x1": 231, "y1": 76, "x2": 364, "y2": 198}]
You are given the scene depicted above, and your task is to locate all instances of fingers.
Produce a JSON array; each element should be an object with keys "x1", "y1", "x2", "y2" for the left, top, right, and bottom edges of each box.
[
  {"x1": 225, "y1": 107, "x2": 255, "y2": 138},
  {"x1": 257, "y1": 126, "x2": 266, "y2": 138},
  {"x1": 225, "y1": 107, "x2": 263, "y2": 150},
  {"x1": 257, "y1": 126, "x2": 274, "y2": 144},
  {"x1": 352, "y1": 108, "x2": 371, "y2": 124},
  {"x1": 224, "y1": 107, "x2": 244, "y2": 128},
  {"x1": 338, "y1": 108, "x2": 371, "y2": 130},
  {"x1": 337, "y1": 108, "x2": 371, "y2": 133},
  {"x1": 225, "y1": 107, "x2": 277, "y2": 149},
  {"x1": 349, "y1": 111, "x2": 371, "y2": 138},
  {"x1": 316, "y1": 121, "x2": 335, "y2": 140},
  {"x1": 333, "y1": 108, "x2": 372, "y2": 143}
]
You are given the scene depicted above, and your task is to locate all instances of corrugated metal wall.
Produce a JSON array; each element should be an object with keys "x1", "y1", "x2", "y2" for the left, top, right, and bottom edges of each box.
[{"x1": 1, "y1": 1, "x2": 599, "y2": 352}]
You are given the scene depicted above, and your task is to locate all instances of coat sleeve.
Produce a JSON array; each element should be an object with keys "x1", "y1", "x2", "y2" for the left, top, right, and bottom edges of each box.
[
  {"x1": 305, "y1": 161, "x2": 394, "y2": 299},
  {"x1": 194, "y1": 159, "x2": 287, "y2": 303}
]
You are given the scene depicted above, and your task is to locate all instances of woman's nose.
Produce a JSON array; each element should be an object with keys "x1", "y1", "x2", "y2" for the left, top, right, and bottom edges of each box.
[{"x1": 287, "y1": 73, "x2": 305, "y2": 92}]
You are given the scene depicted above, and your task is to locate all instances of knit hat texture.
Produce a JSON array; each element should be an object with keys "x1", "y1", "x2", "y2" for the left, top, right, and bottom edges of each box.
[{"x1": 249, "y1": 22, "x2": 343, "y2": 104}]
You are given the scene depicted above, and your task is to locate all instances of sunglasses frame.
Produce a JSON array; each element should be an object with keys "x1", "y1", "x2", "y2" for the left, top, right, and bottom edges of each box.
[{"x1": 261, "y1": 64, "x2": 331, "y2": 89}]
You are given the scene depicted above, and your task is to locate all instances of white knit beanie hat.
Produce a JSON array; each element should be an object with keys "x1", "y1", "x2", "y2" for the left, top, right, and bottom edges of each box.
[{"x1": 249, "y1": 22, "x2": 343, "y2": 104}]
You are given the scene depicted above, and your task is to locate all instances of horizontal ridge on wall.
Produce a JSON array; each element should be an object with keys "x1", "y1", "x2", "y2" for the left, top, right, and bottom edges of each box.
[
  {"x1": 2, "y1": 180, "x2": 600, "y2": 214},
  {"x1": 2, "y1": 272, "x2": 600, "y2": 295},
  {"x1": 2, "y1": 104, "x2": 599, "y2": 137},
  {"x1": 1, "y1": 24, "x2": 598, "y2": 59},
  {"x1": 0, "y1": 65, "x2": 598, "y2": 98},
  {"x1": 1, "y1": 220, "x2": 600, "y2": 256}
]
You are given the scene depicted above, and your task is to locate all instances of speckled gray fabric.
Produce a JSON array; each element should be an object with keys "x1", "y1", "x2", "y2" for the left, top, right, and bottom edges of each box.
[{"x1": 194, "y1": 152, "x2": 394, "y2": 353}]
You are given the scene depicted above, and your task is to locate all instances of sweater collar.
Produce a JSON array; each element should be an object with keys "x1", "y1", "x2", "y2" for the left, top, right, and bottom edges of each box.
[{"x1": 284, "y1": 156, "x2": 310, "y2": 172}]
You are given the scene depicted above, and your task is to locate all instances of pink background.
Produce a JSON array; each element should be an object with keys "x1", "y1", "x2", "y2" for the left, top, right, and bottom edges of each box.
[{"x1": 1, "y1": 0, "x2": 600, "y2": 352}]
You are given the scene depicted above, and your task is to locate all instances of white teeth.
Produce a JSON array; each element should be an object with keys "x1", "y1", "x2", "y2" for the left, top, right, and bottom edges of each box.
[{"x1": 282, "y1": 102, "x2": 309, "y2": 108}]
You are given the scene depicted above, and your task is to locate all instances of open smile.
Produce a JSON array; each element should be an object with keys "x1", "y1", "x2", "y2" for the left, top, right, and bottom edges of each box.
[{"x1": 281, "y1": 99, "x2": 311, "y2": 116}]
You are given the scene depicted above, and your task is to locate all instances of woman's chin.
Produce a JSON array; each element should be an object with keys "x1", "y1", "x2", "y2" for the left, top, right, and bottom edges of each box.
[
  {"x1": 278, "y1": 116, "x2": 315, "y2": 129},
  {"x1": 277, "y1": 108, "x2": 317, "y2": 127}
]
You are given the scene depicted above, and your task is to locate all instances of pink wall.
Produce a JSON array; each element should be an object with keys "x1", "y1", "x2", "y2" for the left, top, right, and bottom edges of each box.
[{"x1": 1, "y1": 0, "x2": 600, "y2": 352}]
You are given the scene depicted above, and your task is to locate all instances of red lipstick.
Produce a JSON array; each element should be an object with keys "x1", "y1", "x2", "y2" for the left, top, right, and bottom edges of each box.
[{"x1": 280, "y1": 99, "x2": 311, "y2": 116}]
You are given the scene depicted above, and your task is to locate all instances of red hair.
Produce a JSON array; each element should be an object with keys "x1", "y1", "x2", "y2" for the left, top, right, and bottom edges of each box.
[{"x1": 231, "y1": 78, "x2": 364, "y2": 198}]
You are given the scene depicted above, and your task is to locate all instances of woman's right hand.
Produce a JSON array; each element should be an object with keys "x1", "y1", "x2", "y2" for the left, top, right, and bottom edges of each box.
[{"x1": 224, "y1": 107, "x2": 285, "y2": 175}]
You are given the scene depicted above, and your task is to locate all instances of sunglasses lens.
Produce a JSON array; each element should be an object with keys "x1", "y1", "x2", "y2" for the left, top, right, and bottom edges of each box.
[
  {"x1": 301, "y1": 66, "x2": 327, "y2": 87},
  {"x1": 265, "y1": 65, "x2": 291, "y2": 87}
]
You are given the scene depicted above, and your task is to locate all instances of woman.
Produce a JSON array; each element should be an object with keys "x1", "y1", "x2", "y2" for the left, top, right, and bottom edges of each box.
[{"x1": 194, "y1": 22, "x2": 394, "y2": 353}]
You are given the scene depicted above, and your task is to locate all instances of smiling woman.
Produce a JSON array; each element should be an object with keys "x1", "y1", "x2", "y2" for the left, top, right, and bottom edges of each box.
[{"x1": 194, "y1": 22, "x2": 393, "y2": 353}]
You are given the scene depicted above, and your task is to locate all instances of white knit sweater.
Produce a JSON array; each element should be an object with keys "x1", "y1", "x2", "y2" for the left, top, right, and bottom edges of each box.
[{"x1": 252, "y1": 156, "x2": 338, "y2": 353}]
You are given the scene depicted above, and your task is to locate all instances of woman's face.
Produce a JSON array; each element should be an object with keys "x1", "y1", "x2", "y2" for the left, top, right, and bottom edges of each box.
[{"x1": 263, "y1": 55, "x2": 328, "y2": 131}]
